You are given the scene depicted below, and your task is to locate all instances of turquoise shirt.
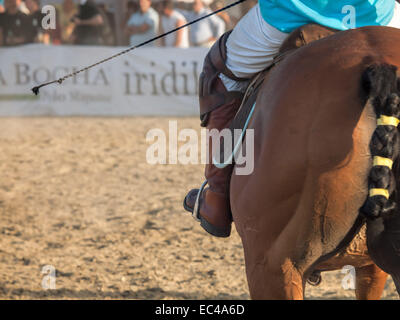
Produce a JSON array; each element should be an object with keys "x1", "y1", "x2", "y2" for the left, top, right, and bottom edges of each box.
[{"x1": 259, "y1": 0, "x2": 395, "y2": 33}]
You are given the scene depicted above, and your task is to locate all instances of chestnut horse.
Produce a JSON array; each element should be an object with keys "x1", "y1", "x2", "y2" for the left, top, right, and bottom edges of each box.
[{"x1": 230, "y1": 26, "x2": 400, "y2": 299}]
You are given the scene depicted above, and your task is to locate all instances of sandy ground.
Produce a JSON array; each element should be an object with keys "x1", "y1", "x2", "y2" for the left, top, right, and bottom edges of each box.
[{"x1": 0, "y1": 117, "x2": 397, "y2": 300}]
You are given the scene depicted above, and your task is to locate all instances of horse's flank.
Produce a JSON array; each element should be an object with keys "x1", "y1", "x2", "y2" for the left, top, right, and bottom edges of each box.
[{"x1": 230, "y1": 26, "x2": 400, "y2": 299}]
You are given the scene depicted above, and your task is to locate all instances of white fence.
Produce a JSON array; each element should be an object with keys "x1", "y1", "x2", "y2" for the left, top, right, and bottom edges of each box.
[{"x1": 0, "y1": 44, "x2": 207, "y2": 116}]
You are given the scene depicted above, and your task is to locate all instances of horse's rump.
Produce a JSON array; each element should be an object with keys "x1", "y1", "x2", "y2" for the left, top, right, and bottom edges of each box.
[
  {"x1": 228, "y1": 23, "x2": 339, "y2": 137},
  {"x1": 230, "y1": 26, "x2": 400, "y2": 297}
]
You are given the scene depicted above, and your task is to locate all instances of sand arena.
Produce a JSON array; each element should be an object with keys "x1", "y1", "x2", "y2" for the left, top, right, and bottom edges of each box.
[{"x1": 0, "y1": 117, "x2": 397, "y2": 299}]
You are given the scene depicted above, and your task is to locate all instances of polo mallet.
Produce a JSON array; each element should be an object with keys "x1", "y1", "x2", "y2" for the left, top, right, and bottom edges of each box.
[{"x1": 32, "y1": 0, "x2": 247, "y2": 95}]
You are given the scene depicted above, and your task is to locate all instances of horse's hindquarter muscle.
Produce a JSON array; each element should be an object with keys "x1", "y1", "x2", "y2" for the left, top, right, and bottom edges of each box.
[{"x1": 230, "y1": 27, "x2": 400, "y2": 297}]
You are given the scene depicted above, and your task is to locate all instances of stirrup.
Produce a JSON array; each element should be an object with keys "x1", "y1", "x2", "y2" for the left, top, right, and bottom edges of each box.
[
  {"x1": 192, "y1": 180, "x2": 208, "y2": 222},
  {"x1": 307, "y1": 271, "x2": 322, "y2": 286}
]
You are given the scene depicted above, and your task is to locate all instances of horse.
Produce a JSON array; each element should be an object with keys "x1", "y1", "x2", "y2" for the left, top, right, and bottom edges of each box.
[{"x1": 230, "y1": 26, "x2": 400, "y2": 300}]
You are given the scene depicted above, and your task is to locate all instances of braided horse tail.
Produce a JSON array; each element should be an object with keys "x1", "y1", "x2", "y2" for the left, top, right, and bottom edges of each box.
[{"x1": 361, "y1": 64, "x2": 400, "y2": 218}]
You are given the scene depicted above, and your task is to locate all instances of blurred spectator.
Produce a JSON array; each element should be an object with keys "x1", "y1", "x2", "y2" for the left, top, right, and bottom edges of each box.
[
  {"x1": 127, "y1": 0, "x2": 139, "y2": 15},
  {"x1": 174, "y1": 0, "x2": 192, "y2": 21},
  {"x1": 152, "y1": 0, "x2": 163, "y2": 15},
  {"x1": 187, "y1": 0, "x2": 225, "y2": 47},
  {"x1": 18, "y1": 0, "x2": 28, "y2": 14},
  {"x1": 125, "y1": 0, "x2": 159, "y2": 47},
  {"x1": 210, "y1": 0, "x2": 237, "y2": 30},
  {"x1": 24, "y1": 0, "x2": 50, "y2": 44},
  {"x1": 0, "y1": 0, "x2": 31, "y2": 46},
  {"x1": 0, "y1": 0, "x2": 3, "y2": 45},
  {"x1": 54, "y1": 0, "x2": 78, "y2": 44},
  {"x1": 71, "y1": 0, "x2": 104, "y2": 45},
  {"x1": 121, "y1": 0, "x2": 138, "y2": 45},
  {"x1": 160, "y1": 0, "x2": 189, "y2": 48},
  {"x1": 98, "y1": 3, "x2": 116, "y2": 46}
]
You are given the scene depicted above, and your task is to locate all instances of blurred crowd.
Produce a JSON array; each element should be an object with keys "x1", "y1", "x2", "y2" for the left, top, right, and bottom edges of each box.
[{"x1": 0, "y1": 0, "x2": 256, "y2": 47}]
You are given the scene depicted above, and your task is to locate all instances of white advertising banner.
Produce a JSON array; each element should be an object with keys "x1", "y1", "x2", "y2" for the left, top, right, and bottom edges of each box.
[{"x1": 0, "y1": 44, "x2": 207, "y2": 116}]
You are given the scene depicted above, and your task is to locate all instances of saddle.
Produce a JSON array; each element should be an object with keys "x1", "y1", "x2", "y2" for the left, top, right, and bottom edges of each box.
[{"x1": 228, "y1": 24, "x2": 339, "y2": 136}]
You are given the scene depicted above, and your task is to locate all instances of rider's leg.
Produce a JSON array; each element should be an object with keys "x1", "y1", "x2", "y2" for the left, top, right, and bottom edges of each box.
[
  {"x1": 184, "y1": 4, "x2": 290, "y2": 237},
  {"x1": 183, "y1": 32, "x2": 246, "y2": 238},
  {"x1": 220, "y1": 4, "x2": 289, "y2": 90},
  {"x1": 193, "y1": 78, "x2": 243, "y2": 237}
]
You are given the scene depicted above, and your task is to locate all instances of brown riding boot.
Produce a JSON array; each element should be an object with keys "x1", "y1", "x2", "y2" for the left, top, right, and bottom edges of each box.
[
  {"x1": 183, "y1": 31, "x2": 247, "y2": 237},
  {"x1": 183, "y1": 78, "x2": 242, "y2": 237}
]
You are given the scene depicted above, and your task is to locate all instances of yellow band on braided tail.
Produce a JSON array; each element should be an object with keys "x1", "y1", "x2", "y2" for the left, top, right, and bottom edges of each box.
[
  {"x1": 377, "y1": 115, "x2": 400, "y2": 127},
  {"x1": 373, "y1": 156, "x2": 394, "y2": 169},
  {"x1": 369, "y1": 188, "x2": 390, "y2": 199},
  {"x1": 368, "y1": 115, "x2": 398, "y2": 201}
]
